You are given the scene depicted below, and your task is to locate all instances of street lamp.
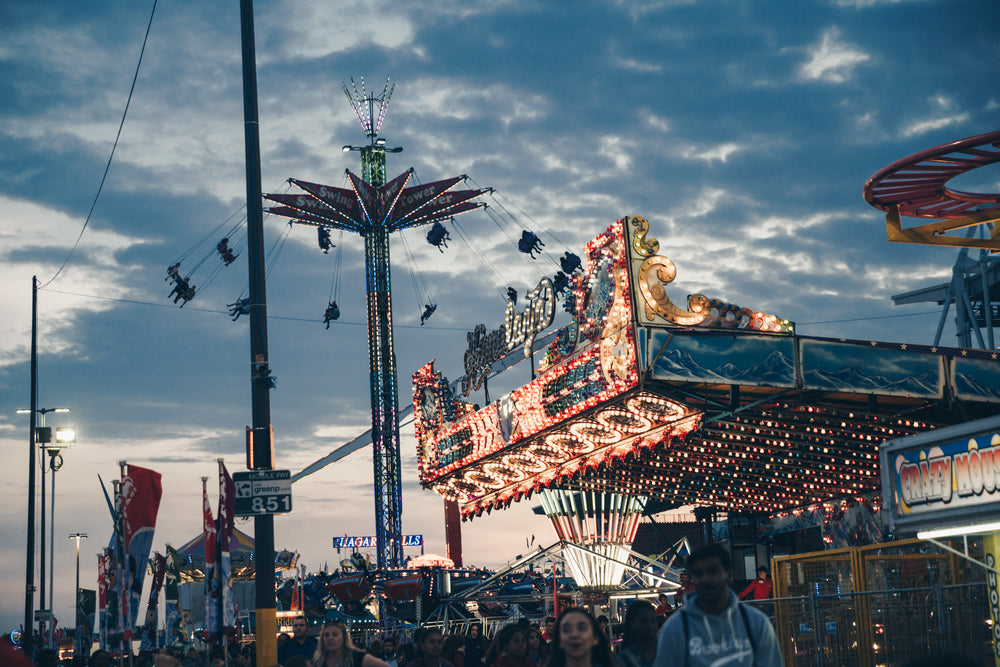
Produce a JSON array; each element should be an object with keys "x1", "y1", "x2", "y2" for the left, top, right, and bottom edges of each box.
[
  {"x1": 46, "y1": 426, "x2": 75, "y2": 649},
  {"x1": 16, "y1": 406, "x2": 70, "y2": 651},
  {"x1": 69, "y1": 533, "x2": 87, "y2": 661}
]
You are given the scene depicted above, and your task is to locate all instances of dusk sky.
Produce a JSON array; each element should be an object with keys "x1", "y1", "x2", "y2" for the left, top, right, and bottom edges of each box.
[{"x1": 1, "y1": 0, "x2": 998, "y2": 634}]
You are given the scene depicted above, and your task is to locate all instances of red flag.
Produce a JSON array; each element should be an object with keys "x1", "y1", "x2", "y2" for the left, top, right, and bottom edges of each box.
[
  {"x1": 121, "y1": 465, "x2": 162, "y2": 633},
  {"x1": 121, "y1": 466, "x2": 162, "y2": 554}
]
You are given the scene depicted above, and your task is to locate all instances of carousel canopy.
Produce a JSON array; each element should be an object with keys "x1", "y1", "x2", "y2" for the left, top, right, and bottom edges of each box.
[{"x1": 413, "y1": 216, "x2": 1000, "y2": 518}]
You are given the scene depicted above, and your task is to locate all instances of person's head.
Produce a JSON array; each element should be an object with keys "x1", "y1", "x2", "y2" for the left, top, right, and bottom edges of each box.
[
  {"x1": 679, "y1": 570, "x2": 691, "y2": 584},
  {"x1": 417, "y1": 628, "x2": 444, "y2": 660},
  {"x1": 292, "y1": 615, "x2": 309, "y2": 640},
  {"x1": 686, "y1": 544, "x2": 733, "y2": 609},
  {"x1": 89, "y1": 650, "x2": 112, "y2": 667},
  {"x1": 397, "y1": 643, "x2": 416, "y2": 665},
  {"x1": 37, "y1": 647, "x2": 58, "y2": 667},
  {"x1": 468, "y1": 624, "x2": 480, "y2": 638},
  {"x1": 209, "y1": 646, "x2": 226, "y2": 664},
  {"x1": 756, "y1": 566, "x2": 769, "y2": 579},
  {"x1": 441, "y1": 634, "x2": 465, "y2": 661},
  {"x1": 527, "y1": 628, "x2": 544, "y2": 653},
  {"x1": 544, "y1": 617, "x2": 556, "y2": 635},
  {"x1": 550, "y1": 608, "x2": 613, "y2": 667},
  {"x1": 596, "y1": 616, "x2": 608, "y2": 629},
  {"x1": 383, "y1": 637, "x2": 397, "y2": 656},
  {"x1": 368, "y1": 639, "x2": 384, "y2": 659},
  {"x1": 278, "y1": 632, "x2": 291, "y2": 645},
  {"x1": 315, "y1": 621, "x2": 357, "y2": 667},
  {"x1": 657, "y1": 593, "x2": 668, "y2": 604},
  {"x1": 495, "y1": 624, "x2": 528, "y2": 660},
  {"x1": 621, "y1": 600, "x2": 657, "y2": 648}
]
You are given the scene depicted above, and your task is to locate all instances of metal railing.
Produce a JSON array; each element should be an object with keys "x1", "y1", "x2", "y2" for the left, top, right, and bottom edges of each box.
[{"x1": 743, "y1": 582, "x2": 991, "y2": 666}]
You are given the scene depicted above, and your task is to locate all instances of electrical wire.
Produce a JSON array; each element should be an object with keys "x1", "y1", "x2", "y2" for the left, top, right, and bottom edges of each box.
[
  {"x1": 41, "y1": 0, "x2": 159, "y2": 289},
  {"x1": 37, "y1": 287, "x2": 479, "y2": 329}
]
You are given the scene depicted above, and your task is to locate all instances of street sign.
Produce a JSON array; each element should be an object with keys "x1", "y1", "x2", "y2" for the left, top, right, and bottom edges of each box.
[
  {"x1": 233, "y1": 469, "x2": 292, "y2": 517},
  {"x1": 35, "y1": 610, "x2": 51, "y2": 622}
]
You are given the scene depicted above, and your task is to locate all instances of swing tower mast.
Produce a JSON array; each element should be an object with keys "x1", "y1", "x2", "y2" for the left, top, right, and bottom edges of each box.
[{"x1": 264, "y1": 77, "x2": 487, "y2": 570}]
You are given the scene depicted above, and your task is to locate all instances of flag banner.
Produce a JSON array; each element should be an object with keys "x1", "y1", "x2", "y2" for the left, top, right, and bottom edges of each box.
[
  {"x1": 138, "y1": 552, "x2": 166, "y2": 652},
  {"x1": 112, "y1": 487, "x2": 127, "y2": 647},
  {"x1": 218, "y1": 462, "x2": 236, "y2": 631},
  {"x1": 98, "y1": 552, "x2": 109, "y2": 650},
  {"x1": 121, "y1": 465, "x2": 163, "y2": 633},
  {"x1": 203, "y1": 480, "x2": 218, "y2": 644},
  {"x1": 164, "y1": 545, "x2": 185, "y2": 646},
  {"x1": 79, "y1": 589, "x2": 96, "y2": 648}
]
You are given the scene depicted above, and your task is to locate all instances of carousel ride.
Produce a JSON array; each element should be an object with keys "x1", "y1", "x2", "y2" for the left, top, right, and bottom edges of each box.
[{"x1": 404, "y1": 212, "x2": 1000, "y2": 614}]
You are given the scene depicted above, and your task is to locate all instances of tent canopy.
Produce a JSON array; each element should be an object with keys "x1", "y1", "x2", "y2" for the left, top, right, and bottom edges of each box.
[{"x1": 173, "y1": 527, "x2": 255, "y2": 569}]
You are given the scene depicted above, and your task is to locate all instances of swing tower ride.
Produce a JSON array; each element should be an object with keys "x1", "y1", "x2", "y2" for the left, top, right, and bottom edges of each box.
[{"x1": 264, "y1": 78, "x2": 487, "y2": 569}]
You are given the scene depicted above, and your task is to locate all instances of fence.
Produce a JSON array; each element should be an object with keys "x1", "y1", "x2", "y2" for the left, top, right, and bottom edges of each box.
[{"x1": 768, "y1": 537, "x2": 993, "y2": 666}]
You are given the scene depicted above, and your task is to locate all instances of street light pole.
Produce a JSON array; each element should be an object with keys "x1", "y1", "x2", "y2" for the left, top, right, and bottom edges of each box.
[
  {"x1": 69, "y1": 533, "x2": 87, "y2": 661},
  {"x1": 47, "y1": 427, "x2": 74, "y2": 651},
  {"x1": 48, "y1": 448, "x2": 63, "y2": 649},
  {"x1": 17, "y1": 404, "x2": 70, "y2": 653}
]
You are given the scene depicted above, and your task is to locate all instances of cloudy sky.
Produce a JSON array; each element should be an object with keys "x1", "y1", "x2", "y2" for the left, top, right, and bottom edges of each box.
[{"x1": 1, "y1": 0, "x2": 998, "y2": 634}]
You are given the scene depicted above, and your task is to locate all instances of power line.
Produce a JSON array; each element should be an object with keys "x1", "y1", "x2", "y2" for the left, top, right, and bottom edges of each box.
[
  {"x1": 41, "y1": 0, "x2": 159, "y2": 289},
  {"x1": 37, "y1": 287, "x2": 476, "y2": 330},
  {"x1": 796, "y1": 310, "x2": 939, "y2": 326}
]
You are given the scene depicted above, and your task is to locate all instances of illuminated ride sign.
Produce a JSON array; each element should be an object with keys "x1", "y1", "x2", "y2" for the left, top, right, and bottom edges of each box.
[
  {"x1": 413, "y1": 216, "x2": 789, "y2": 518},
  {"x1": 881, "y1": 414, "x2": 1000, "y2": 536},
  {"x1": 334, "y1": 535, "x2": 424, "y2": 550},
  {"x1": 416, "y1": 216, "x2": 999, "y2": 519},
  {"x1": 463, "y1": 277, "x2": 556, "y2": 395}
]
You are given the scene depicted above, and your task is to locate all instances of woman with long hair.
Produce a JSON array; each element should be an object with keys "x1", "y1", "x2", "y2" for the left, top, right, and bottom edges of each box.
[
  {"x1": 406, "y1": 627, "x2": 454, "y2": 667},
  {"x1": 485, "y1": 624, "x2": 533, "y2": 667},
  {"x1": 617, "y1": 601, "x2": 658, "y2": 667},
  {"x1": 313, "y1": 621, "x2": 390, "y2": 667},
  {"x1": 526, "y1": 628, "x2": 546, "y2": 667},
  {"x1": 547, "y1": 608, "x2": 615, "y2": 667}
]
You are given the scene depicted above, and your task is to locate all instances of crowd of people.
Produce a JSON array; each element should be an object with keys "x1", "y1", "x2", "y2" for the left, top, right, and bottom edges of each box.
[
  {"x1": 24, "y1": 542, "x2": 984, "y2": 667},
  {"x1": 139, "y1": 544, "x2": 779, "y2": 667}
]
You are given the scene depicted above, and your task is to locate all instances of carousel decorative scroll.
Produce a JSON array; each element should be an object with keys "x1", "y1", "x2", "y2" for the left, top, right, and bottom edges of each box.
[
  {"x1": 636, "y1": 255, "x2": 708, "y2": 325},
  {"x1": 627, "y1": 215, "x2": 659, "y2": 256}
]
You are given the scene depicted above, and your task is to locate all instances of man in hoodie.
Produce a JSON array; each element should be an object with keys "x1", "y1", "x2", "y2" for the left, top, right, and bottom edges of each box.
[{"x1": 654, "y1": 543, "x2": 782, "y2": 667}]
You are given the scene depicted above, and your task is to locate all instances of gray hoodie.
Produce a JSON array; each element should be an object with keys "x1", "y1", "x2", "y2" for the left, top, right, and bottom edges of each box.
[{"x1": 654, "y1": 589, "x2": 782, "y2": 667}]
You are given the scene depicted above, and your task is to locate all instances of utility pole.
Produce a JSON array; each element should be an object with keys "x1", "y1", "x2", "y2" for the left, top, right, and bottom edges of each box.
[
  {"x1": 24, "y1": 276, "x2": 38, "y2": 660},
  {"x1": 237, "y1": 1, "x2": 276, "y2": 665}
]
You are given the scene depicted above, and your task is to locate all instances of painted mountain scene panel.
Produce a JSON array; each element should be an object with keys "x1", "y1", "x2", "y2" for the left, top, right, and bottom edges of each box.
[
  {"x1": 800, "y1": 340, "x2": 943, "y2": 399},
  {"x1": 649, "y1": 332, "x2": 796, "y2": 387},
  {"x1": 953, "y1": 357, "x2": 1000, "y2": 402}
]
